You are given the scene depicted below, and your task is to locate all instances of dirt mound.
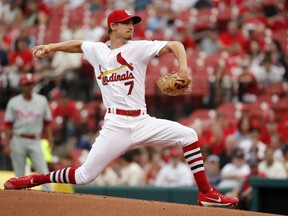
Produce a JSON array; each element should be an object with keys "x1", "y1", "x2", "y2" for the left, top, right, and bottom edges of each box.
[{"x1": 0, "y1": 190, "x2": 275, "y2": 216}]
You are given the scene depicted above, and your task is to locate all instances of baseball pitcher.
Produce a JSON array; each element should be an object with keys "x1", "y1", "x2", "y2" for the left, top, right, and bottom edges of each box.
[{"x1": 4, "y1": 10, "x2": 238, "y2": 207}]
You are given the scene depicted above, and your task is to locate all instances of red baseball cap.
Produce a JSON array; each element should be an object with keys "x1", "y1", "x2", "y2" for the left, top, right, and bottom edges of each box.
[
  {"x1": 20, "y1": 73, "x2": 36, "y2": 85},
  {"x1": 107, "y1": 9, "x2": 141, "y2": 28}
]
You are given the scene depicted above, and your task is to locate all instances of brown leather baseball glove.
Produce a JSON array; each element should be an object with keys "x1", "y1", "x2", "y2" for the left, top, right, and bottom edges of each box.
[{"x1": 156, "y1": 72, "x2": 191, "y2": 96}]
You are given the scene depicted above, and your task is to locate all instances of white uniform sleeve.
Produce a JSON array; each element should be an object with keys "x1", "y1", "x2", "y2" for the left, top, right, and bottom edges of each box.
[
  {"x1": 81, "y1": 41, "x2": 103, "y2": 68},
  {"x1": 4, "y1": 99, "x2": 14, "y2": 123},
  {"x1": 135, "y1": 40, "x2": 167, "y2": 64}
]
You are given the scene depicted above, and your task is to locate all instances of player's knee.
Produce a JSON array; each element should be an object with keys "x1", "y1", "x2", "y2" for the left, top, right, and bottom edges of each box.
[{"x1": 182, "y1": 128, "x2": 198, "y2": 146}]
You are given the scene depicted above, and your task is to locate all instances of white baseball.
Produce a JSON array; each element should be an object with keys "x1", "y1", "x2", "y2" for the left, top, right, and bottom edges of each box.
[{"x1": 34, "y1": 50, "x2": 43, "y2": 58}]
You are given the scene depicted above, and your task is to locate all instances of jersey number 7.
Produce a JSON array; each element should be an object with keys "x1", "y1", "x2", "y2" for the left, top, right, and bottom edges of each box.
[{"x1": 124, "y1": 81, "x2": 134, "y2": 95}]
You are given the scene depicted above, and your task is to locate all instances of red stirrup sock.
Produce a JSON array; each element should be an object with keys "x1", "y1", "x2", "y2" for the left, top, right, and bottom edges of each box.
[
  {"x1": 33, "y1": 167, "x2": 76, "y2": 184},
  {"x1": 183, "y1": 143, "x2": 210, "y2": 194}
]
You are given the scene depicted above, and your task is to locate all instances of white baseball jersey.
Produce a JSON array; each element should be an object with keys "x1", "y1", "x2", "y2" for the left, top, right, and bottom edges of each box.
[
  {"x1": 5, "y1": 93, "x2": 52, "y2": 136},
  {"x1": 81, "y1": 40, "x2": 167, "y2": 109},
  {"x1": 54, "y1": 39, "x2": 200, "y2": 186}
]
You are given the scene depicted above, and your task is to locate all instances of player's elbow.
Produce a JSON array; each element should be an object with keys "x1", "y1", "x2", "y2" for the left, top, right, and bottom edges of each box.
[
  {"x1": 168, "y1": 41, "x2": 185, "y2": 51},
  {"x1": 159, "y1": 41, "x2": 184, "y2": 56}
]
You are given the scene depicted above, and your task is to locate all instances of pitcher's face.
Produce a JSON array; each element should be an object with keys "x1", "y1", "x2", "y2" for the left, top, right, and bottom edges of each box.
[{"x1": 113, "y1": 19, "x2": 135, "y2": 40}]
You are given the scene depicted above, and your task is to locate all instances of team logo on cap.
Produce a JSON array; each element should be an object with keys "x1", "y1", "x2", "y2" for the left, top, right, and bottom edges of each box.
[{"x1": 125, "y1": 10, "x2": 131, "y2": 15}]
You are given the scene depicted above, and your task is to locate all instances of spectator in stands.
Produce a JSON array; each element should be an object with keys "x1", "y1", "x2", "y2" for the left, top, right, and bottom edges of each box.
[
  {"x1": 251, "y1": 52, "x2": 284, "y2": 88},
  {"x1": 246, "y1": 40, "x2": 264, "y2": 68},
  {"x1": 52, "y1": 153, "x2": 77, "y2": 170},
  {"x1": 219, "y1": 134, "x2": 238, "y2": 169},
  {"x1": 9, "y1": 36, "x2": 34, "y2": 73},
  {"x1": 154, "y1": 147, "x2": 195, "y2": 187},
  {"x1": 0, "y1": 37, "x2": 9, "y2": 67},
  {"x1": 241, "y1": 2, "x2": 267, "y2": 33},
  {"x1": 242, "y1": 23, "x2": 265, "y2": 53},
  {"x1": 50, "y1": 50, "x2": 82, "y2": 78},
  {"x1": 282, "y1": 145, "x2": 288, "y2": 173},
  {"x1": 200, "y1": 143, "x2": 212, "y2": 162},
  {"x1": 12, "y1": 26, "x2": 36, "y2": 50},
  {"x1": 170, "y1": 0, "x2": 196, "y2": 13},
  {"x1": 262, "y1": 119, "x2": 282, "y2": 145},
  {"x1": 91, "y1": 166, "x2": 119, "y2": 186},
  {"x1": 111, "y1": 0, "x2": 135, "y2": 10},
  {"x1": 83, "y1": 18, "x2": 106, "y2": 42},
  {"x1": 50, "y1": 35, "x2": 83, "y2": 98},
  {"x1": 88, "y1": 0, "x2": 105, "y2": 12},
  {"x1": 218, "y1": 148, "x2": 250, "y2": 189},
  {"x1": 146, "y1": 5, "x2": 170, "y2": 33},
  {"x1": 49, "y1": 90, "x2": 81, "y2": 143},
  {"x1": 258, "y1": 147, "x2": 287, "y2": 178},
  {"x1": 60, "y1": 17, "x2": 84, "y2": 41},
  {"x1": 194, "y1": 0, "x2": 212, "y2": 9},
  {"x1": 116, "y1": 149, "x2": 145, "y2": 186},
  {"x1": 0, "y1": 0, "x2": 23, "y2": 26},
  {"x1": 224, "y1": 41, "x2": 244, "y2": 76},
  {"x1": 67, "y1": 0, "x2": 85, "y2": 9},
  {"x1": 204, "y1": 154, "x2": 221, "y2": 186},
  {"x1": 144, "y1": 151, "x2": 164, "y2": 185},
  {"x1": 216, "y1": 112, "x2": 236, "y2": 137},
  {"x1": 134, "y1": 0, "x2": 152, "y2": 11},
  {"x1": 265, "y1": 1, "x2": 287, "y2": 30},
  {"x1": 198, "y1": 26, "x2": 219, "y2": 55},
  {"x1": 279, "y1": 111, "x2": 288, "y2": 144},
  {"x1": 266, "y1": 39, "x2": 288, "y2": 82},
  {"x1": 22, "y1": 0, "x2": 49, "y2": 27},
  {"x1": 234, "y1": 116, "x2": 252, "y2": 143},
  {"x1": 238, "y1": 127, "x2": 267, "y2": 161},
  {"x1": 0, "y1": 22, "x2": 17, "y2": 49},
  {"x1": 237, "y1": 59, "x2": 259, "y2": 103},
  {"x1": 174, "y1": 25, "x2": 196, "y2": 51},
  {"x1": 206, "y1": 122, "x2": 226, "y2": 155},
  {"x1": 207, "y1": 62, "x2": 230, "y2": 108},
  {"x1": 218, "y1": 21, "x2": 245, "y2": 52},
  {"x1": 228, "y1": 158, "x2": 266, "y2": 211},
  {"x1": 270, "y1": 133, "x2": 285, "y2": 161}
]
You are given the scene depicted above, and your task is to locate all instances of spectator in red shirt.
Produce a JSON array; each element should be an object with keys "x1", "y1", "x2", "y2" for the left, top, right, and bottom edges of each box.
[
  {"x1": 206, "y1": 122, "x2": 226, "y2": 155},
  {"x1": 219, "y1": 21, "x2": 245, "y2": 51},
  {"x1": 242, "y1": 24, "x2": 265, "y2": 53},
  {"x1": 9, "y1": 36, "x2": 34, "y2": 73},
  {"x1": 224, "y1": 41, "x2": 245, "y2": 76},
  {"x1": 237, "y1": 60, "x2": 259, "y2": 103},
  {"x1": 49, "y1": 90, "x2": 81, "y2": 143},
  {"x1": 242, "y1": 2, "x2": 268, "y2": 33}
]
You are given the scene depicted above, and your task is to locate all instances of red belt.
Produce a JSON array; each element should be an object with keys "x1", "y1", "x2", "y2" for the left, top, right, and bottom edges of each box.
[
  {"x1": 19, "y1": 134, "x2": 37, "y2": 139},
  {"x1": 107, "y1": 108, "x2": 142, "y2": 116}
]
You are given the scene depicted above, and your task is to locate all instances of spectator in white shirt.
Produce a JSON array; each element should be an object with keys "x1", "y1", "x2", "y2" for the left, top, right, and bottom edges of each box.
[
  {"x1": 154, "y1": 147, "x2": 195, "y2": 187},
  {"x1": 83, "y1": 19, "x2": 105, "y2": 42},
  {"x1": 238, "y1": 127, "x2": 267, "y2": 161},
  {"x1": 251, "y1": 53, "x2": 284, "y2": 87},
  {"x1": 91, "y1": 167, "x2": 119, "y2": 186},
  {"x1": 117, "y1": 150, "x2": 145, "y2": 186},
  {"x1": 218, "y1": 149, "x2": 250, "y2": 189},
  {"x1": 258, "y1": 147, "x2": 287, "y2": 179}
]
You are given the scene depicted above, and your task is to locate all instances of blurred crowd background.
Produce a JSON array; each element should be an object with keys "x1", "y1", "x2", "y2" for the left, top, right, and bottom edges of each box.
[{"x1": 0, "y1": 0, "x2": 288, "y2": 210}]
